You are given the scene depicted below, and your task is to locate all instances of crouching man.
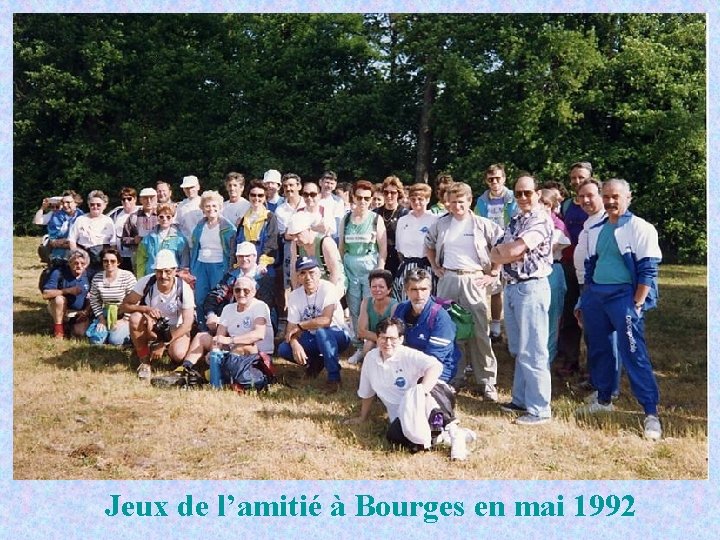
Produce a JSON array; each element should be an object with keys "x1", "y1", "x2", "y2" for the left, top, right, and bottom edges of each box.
[
  {"x1": 120, "y1": 249, "x2": 195, "y2": 380},
  {"x1": 278, "y1": 256, "x2": 351, "y2": 394},
  {"x1": 41, "y1": 248, "x2": 92, "y2": 338},
  {"x1": 344, "y1": 318, "x2": 476, "y2": 459}
]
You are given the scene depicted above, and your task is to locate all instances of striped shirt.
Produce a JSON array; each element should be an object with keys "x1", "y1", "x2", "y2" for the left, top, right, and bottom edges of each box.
[{"x1": 89, "y1": 269, "x2": 137, "y2": 318}]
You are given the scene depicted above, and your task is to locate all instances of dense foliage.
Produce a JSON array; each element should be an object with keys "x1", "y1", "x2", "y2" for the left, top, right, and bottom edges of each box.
[{"x1": 14, "y1": 13, "x2": 706, "y2": 262}]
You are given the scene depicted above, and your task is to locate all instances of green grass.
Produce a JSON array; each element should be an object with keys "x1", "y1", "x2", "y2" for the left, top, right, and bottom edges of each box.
[{"x1": 12, "y1": 237, "x2": 707, "y2": 480}]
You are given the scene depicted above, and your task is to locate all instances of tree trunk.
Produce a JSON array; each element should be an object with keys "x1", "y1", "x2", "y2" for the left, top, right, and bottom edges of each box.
[{"x1": 415, "y1": 71, "x2": 436, "y2": 184}]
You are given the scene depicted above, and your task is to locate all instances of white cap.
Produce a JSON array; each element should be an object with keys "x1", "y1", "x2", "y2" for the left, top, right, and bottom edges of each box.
[
  {"x1": 263, "y1": 169, "x2": 281, "y2": 185},
  {"x1": 180, "y1": 175, "x2": 200, "y2": 188},
  {"x1": 153, "y1": 249, "x2": 178, "y2": 270},
  {"x1": 235, "y1": 241, "x2": 257, "y2": 256},
  {"x1": 286, "y1": 212, "x2": 315, "y2": 235},
  {"x1": 138, "y1": 187, "x2": 157, "y2": 198}
]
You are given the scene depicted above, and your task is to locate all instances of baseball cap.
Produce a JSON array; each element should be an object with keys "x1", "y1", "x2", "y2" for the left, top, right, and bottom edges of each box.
[
  {"x1": 295, "y1": 256, "x2": 319, "y2": 272},
  {"x1": 180, "y1": 175, "x2": 200, "y2": 188},
  {"x1": 153, "y1": 249, "x2": 178, "y2": 270}
]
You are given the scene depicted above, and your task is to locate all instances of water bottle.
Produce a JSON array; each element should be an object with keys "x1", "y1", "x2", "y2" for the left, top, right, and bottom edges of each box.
[{"x1": 209, "y1": 347, "x2": 224, "y2": 389}]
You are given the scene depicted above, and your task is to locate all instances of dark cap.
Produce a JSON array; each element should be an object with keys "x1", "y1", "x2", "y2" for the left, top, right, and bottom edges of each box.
[{"x1": 295, "y1": 256, "x2": 319, "y2": 272}]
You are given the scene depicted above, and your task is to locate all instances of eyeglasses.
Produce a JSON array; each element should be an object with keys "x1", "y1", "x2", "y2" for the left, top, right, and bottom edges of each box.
[
  {"x1": 88, "y1": 202, "x2": 103, "y2": 208},
  {"x1": 301, "y1": 192, "x2": 318, "y2": 198},
  {"x1": 157, "y1": 214, "x2": 173, "y2": 220},
  {"x1": 356, "y1": 195, "x2": 372, "y2": 201},
  {"x1": 102, "y1": 259, "x2": 118, "y2": 264},
  {"x1": 233, "y1": 288, "x2": 252, "y2": 295},
  {"x1": 383, "y1": 190, "x2": 399, "y2": 195},
  {"x1": 122, "y1": 196, "x2": 135, "y2": 201},
  {"x1": 486, "y1": 177, "x2": 503, "y2": 184},
  {"x1": 378, "y1": 335, "x2": 401, "y2": 343},
  {"x1": 249, "y1": 193, "x2": 265, "y2": 199},
  {"x1": 514, "y1": 190, "x2": 536, "y2": 199}
]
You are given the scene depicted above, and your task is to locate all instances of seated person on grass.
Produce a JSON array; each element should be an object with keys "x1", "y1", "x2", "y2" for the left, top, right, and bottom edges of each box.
[
  {"x1": 344, "y1": 317, "x2": 475, "y2": 458},
  {"x1": 41, "y1": 248, "x2": 92, "y2": 339},
  {"x1": 201, "y1": 241, "x2": 264, "y2": 336},
  {"x1": 181, "y1": 276, "x2": 273, "y2": 384},
  {"x1": 120, "y1": 249, "x2": 195, "y2": 380}
]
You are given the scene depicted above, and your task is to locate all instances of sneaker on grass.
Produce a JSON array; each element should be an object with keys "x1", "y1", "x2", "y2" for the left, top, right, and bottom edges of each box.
[
  {"x1": 576, "y1": 401, "x2": 614, "y2": 415},
  {"x1": 515, "y1": 414, "x2": 551, "y2": 426},
  {"x1": 347, "y1": 349, "x2": 364, "y2": 365},
  {"x1": 643, "y1": 415, "x2": 662, "y2": 440},
  {"x1": 499, "y1": 402, "x2": 527, "y2": 414}
]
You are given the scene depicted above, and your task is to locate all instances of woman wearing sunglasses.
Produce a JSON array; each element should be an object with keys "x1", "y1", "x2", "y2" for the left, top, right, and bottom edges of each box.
[
  {"x1": 339, "y1": 180, "x2": 387, "y2": 357},
  {"x1": 136, "y1": 203, "x2": 190, "y2": 278}
]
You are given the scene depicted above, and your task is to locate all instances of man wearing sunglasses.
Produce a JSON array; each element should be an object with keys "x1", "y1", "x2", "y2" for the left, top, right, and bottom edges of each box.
[
  {"x1": 491, "y1": 174, "x2": 554, "y2": 426},
  {"x1": 474, "y1": 164, "x2": 519, "y2": 342},
  {"x1": 121, "y1": 249, "x2": 195, "y2": 380},
  {"x1": 179, "y1": 276, "x2": 273, "y2": 384}
]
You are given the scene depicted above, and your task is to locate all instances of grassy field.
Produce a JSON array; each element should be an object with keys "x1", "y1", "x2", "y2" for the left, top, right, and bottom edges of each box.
[{"x1": 13, "y1": 236, "x2": 707, "y2": 480}]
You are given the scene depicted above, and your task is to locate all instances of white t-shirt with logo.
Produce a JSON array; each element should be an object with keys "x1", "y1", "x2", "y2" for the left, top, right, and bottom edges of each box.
[
  {"x1": 287, "y1": 279, "x2": 345, "y2": 330},
  {"x1": 358, "y1": 345, "x2": 441, "y2": 422},
  {"x1": 441, "y1": 216, "x2": 482, "y2": 270},
  {"x1": 132, "y1": 274, "x2": 195, "y2": 326},
  {"x1": 218, "y1": 298, "x2": 274, "y2": 354},
  {"x1": 396, "y1": 212, "x2": 438, "y2": 258}
]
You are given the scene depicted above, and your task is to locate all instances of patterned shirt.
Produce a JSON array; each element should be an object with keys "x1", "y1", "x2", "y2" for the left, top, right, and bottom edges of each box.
[{"x1": 498, "y1": 207, "x2": 553, "y2": 284}]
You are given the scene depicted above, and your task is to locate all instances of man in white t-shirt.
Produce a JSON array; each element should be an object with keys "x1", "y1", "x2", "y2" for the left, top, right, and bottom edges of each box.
[
  {"x1": 425, "y1": 182, "x2": 503, "y2": 401},
  {"x1": 180, "y1": 276, "x2": 272, "y2": 385},
  {"x1": 121, "y1": 249, "x2": 195, "y2": 380},
  {"x1": 278, "y1": 256, "x2": 350, "y2": 393},
  {"x1": 317, "y1": 171, "x2": 346, "y2": 242},
  {"x1": 345, "y1": 317, "x2": 475, "y2": 457}
]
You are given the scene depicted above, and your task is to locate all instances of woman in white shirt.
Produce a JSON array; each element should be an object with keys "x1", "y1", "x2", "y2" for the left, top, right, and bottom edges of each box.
[
  {"x1": 393, "y1": 183, "x2": 438, "y2": 301},
  {"x1": 68, "y1": 190, "x2": 116, "y2": 278}
]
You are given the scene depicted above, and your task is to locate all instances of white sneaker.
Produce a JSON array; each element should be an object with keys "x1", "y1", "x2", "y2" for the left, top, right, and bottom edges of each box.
[
  {"x1": 448, "y1": 424, "x2": 476, "y2": 461},
  {"x1": 584, "y1": 390, "x2": 599, "y2": 404},
  {"x1": 137, "y1": 362, "x2": 152, "y2": 380},
  {"x1": 347, "y1": 349, "x2": 364, "y2": 365},
  {"x1": 576, "y1": 401, "x2": 614, "y2": 414},
  {"x1": 644, "y1": 415, "x2": 662, "y2": 440}
]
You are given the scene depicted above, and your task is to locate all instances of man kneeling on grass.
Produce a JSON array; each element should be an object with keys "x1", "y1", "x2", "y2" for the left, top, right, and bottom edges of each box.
[
  {"x1": 120, "y1": 249, "x2": 195, "y2": 380},
  {"x1": 178, "y1": 276, "x2": 273, "y2": 388},
  {"x1": 344, "y1": 317, "x2": 476, "y2": 460}
]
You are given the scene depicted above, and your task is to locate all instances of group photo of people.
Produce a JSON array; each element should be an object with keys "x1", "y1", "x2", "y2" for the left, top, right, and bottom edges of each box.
[
  {"x1": 32, "y1": 161, "x2": 666, "y2": 459},
  {"x1": 13, "y1": 13, "x2": 706, "y2": 485}
]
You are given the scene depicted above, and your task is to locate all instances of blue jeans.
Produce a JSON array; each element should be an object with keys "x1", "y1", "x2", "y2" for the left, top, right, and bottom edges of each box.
[
  {"x1": 194, "y1": 261, "x2": 227, "y2": 330},
  {"x1": 277, "y1": 326, "x2": 351, "y2": 382},
  {"x1": 582, "y1": 283, "x2": 659, "y2": 414},
  {"x1": 504, "y1": 278, "x2": 552, "y2": 418},
  {"x1": 547, "y1": 262, "x2": 567, "y2": 363}
]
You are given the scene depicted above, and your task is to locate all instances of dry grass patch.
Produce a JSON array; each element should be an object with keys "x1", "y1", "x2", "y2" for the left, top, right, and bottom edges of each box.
[{"x1": 13, "y1": 237, "x2": 707, "y2": 480}]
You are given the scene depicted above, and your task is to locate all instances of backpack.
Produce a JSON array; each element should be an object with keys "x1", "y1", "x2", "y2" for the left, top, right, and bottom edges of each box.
[
  {"x1": 223, "y1": 351, "x2": 276, "y2": 393},
  {"x1": 140, "y1": 275, "x2": 184, "y2": 306},
  {"x1": 428, "y1": 297, "x2": 475, "y2": 341}
]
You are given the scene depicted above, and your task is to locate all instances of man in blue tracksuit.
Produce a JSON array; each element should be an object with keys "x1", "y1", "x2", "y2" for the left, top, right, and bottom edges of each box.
[
  {"x1": 393, "y1": 268, "x2": 460, "y2": 385},
  {"x1": 576, "y1": 179, "x2": 663, "y2": 440}
]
